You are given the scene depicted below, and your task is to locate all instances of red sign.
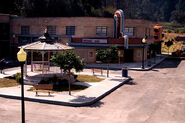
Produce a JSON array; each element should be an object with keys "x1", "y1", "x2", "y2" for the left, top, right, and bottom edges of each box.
[{"x1": 82, "y1": 39, "x2": 107, "y2": 44}]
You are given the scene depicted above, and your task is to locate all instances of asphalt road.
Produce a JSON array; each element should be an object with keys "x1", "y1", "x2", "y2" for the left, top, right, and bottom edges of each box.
[{"x1": 0, "y1": 59, "x2": 185, "y2": 123}]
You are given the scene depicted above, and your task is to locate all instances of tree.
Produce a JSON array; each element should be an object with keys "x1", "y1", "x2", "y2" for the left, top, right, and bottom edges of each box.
[
  {"x1": 96, "y1": 46, "x2": 118, "y2": 77},
  {"x1": 51, "y1": 51, "x2": 85, "y2": 95}
]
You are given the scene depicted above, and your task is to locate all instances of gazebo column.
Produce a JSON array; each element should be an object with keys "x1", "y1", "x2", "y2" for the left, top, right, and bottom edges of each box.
[
  {"x1": 31, "y1": 50, "x2": 33, "y2": 72},
  {"x1": 48, "y1": 51, "x2": 50, "y2": 71},
  {"x1": 41, "y1": 51, "x2": 45, "y2": 74}
]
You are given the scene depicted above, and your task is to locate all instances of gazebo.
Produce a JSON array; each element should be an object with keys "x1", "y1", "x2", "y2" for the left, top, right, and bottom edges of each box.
[{"x1": 19, "y1": 31, "x2": 74, "y2": 76}]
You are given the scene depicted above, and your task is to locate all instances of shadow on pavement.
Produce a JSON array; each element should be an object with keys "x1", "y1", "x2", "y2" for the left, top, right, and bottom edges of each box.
[
  {"x1": 124, "y1": 80, "x2": 137, "y2": 85},
  {"x1": 34, "y1": 95, "x2": 55, "y2": 97},
  {"x1": 70, "y1": 95, "x2": 96, "y2": 103},
  {"x1": 110, "y1": 78, "x2": 125, "y2": 82},
  {"x1": 154, "y1": 58, "x2": 181, "y2": 69},
  {"x1": 151, "y1": 69, "x2": 159, "y2": 72},
  {"x1": 88, "y1": 101, "x2": 105, "y2": 108}
]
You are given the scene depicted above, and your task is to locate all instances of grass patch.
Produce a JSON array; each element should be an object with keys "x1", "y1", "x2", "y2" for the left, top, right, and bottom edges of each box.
[
  {"x1": 0, "y1": 78, "x2": 19, "y2": 88},
  {"x1": 76, "y1": 75, "x2": 104, "y2": 83},
  {"x1": 28, "y1": 84, "x2": 88, "y2": 93}
]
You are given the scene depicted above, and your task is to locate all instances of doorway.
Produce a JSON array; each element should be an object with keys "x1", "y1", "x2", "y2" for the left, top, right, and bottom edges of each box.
[{"x1": 124, "y1": 49, "x2": 133, "y2": 62}]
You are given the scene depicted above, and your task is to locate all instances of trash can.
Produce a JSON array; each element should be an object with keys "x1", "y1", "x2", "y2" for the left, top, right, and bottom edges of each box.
[{"x1": 122, "y1": 67, "x2": 128, "y2": 77}]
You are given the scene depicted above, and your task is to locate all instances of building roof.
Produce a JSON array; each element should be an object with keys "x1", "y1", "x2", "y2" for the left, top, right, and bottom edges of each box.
[{"x1": 19, "y1": 41, "x2": 74, "y2": 51}]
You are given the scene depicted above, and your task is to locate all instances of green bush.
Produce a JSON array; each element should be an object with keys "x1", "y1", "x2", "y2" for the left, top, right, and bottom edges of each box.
[
  {"x1": 39, "y1": 76, "x2": 69, "y2": 89},
  {"x1": 14, "y1": 72, "x2": 21, "y2": 83},
  {"x1": 54, "y1": 79, "x2": 68, "y2": 90},
  {"x1": 70, "y1": 72, "x2": 78, "y2": 79},
  {"x1": 39, "y1": 79, "x2": 50, "y2": 84},
  {"x1": 47, "y1": 75, "x2": 58, "y2": 83}
]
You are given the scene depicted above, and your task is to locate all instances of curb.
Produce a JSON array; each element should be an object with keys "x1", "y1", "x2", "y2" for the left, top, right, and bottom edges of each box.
[
  {"x1": 128, "y1": 57, "x2": 167, "y2": 71},
  {"x1": 86, "y1": 57, "x2": 167, "y2": 71},
  {"x1": 0, "y1": 78, "x2": 131, "y2": 107}
]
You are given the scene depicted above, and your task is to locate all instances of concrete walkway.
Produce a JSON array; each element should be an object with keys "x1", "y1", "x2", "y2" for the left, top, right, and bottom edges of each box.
[
  {"x1": 0, "y1": 70, "x2": 131, "y2": 106},
  {"x1": 0, "y1": 55, "x2": 166, "y2": 106},
  {"x1": 86, "y1": 54, "x2": 168, "y2": 71}
]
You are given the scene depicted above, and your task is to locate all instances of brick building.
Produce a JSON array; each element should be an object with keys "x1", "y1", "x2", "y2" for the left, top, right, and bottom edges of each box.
[
  {"x1": 0, "y1": 13, "x2": 162, "y2": 63},
  {"x1": 0, "y1": 14, "x2": 11, "y2": 58}
]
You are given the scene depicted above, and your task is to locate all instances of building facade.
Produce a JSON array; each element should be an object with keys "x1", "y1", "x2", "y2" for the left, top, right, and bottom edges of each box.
[
  {"x1": 0, "y1": 14, "x2": 11, "y2": 59},
  {"x1": 0, "y1": 13, "x2": 161, "y2": 63}
]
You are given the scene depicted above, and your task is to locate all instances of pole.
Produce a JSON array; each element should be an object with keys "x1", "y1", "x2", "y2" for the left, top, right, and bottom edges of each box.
[
  {"x1": 107, "y1": 63, "x2": 109, "y2": 77},
  {"x1": 21, "y1": 62, "x2": 25, "y2": 123},
  {"x1": 142, "y1": 44, "x2": 145, "y2": 69}
]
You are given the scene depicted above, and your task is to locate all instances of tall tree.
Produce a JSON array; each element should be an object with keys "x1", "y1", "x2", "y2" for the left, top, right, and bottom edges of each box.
[{"x1": 51, "y1": 51, "x2": 85, "y2": 95}]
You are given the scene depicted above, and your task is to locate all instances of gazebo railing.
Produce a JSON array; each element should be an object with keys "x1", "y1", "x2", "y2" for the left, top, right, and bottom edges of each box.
[{"x1": 33, "y1": 61, "x2": 50, "y2": 72}]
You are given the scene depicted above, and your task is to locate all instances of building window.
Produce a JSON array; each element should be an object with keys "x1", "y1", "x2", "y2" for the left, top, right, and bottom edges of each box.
[
  {"x1": 18, "y1": 36, "x2": 31, "y2": 45},
  {"x1": 89, "y1": 51, "x2": 94, "y2": 58},
  {"x1": 21, "y1": 26, "x2": 30, "y2": 34},
  {"x1": 47, "y1": 26, "x2": 56, "y2": 34},
  {"x1": 66, "y1": 26, "x2": 75, "y2": 35},
  {"x1": 125, "y1": 27, "x2": 134, "y2": 36},
  {"x1": 96, "y1": 26, "x2": 107, "y2": 36}
]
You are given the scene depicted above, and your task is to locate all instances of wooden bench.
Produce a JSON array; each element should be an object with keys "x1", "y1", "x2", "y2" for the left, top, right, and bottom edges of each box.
[
  {"x1": 34, "y1": 84, "x2": 53, "y2": 96},
  {"x1": 92, "y1": 68, "x2": 103, "y2": 76}
]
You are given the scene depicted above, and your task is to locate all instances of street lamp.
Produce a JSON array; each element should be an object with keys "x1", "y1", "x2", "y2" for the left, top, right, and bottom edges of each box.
[
  {"x1": 17, "y1": 48, "x2": 27, "y2": 123},
  {"x1": 142, "y1": 38, "x2": 146, "y2": 69}
]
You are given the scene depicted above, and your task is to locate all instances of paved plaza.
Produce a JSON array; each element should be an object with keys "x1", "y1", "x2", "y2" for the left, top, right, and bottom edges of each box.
[{"x1": 0, "y1": 58, "x2": 184, "y2": 123}]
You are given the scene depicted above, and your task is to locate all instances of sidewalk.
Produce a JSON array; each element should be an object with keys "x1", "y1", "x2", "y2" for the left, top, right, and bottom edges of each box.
[
  {"x1": 0, "y1": 70, "x2": 131, "y2": 106},
  {"x1": 0, "y1": 54, "x2": 166, "y2": 106},
  {"x1": 86, "y1": 54, "x2": 168, "y2": 71}
]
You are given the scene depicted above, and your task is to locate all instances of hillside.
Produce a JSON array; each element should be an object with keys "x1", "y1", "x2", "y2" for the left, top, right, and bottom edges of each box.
[
  {"x1": 0, "y1": 0, "x2": 184, "y2": 23},
  {"x1": 161, "y1": 22, "x2": 185, "y2": 53}
]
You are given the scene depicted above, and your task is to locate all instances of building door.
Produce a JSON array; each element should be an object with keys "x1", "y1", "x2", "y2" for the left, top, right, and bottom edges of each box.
[{"x1": 124, "y1": 49, "x2": 133, "y2": 62}]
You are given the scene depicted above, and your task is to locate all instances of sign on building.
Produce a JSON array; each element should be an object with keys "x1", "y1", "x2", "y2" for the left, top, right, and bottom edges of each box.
[{"x1": 82, "y1": 39, "x2": 107, "y2": 44}]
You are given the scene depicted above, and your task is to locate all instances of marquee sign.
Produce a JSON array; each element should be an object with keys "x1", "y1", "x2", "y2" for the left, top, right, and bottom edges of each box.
[{"x1": 82, "y1": 39, "x2": 107, "y2": 44}]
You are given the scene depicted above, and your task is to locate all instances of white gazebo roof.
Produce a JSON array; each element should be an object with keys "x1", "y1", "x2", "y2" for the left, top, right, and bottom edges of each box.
[{"x1": 19, "y1": 41, "x2": 74, "y2": 51}]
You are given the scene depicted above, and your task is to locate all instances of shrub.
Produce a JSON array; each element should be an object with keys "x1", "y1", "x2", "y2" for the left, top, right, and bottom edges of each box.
[
  {"x1": 14, "y1": 72, "x2": 21, "y2": 83},
  {"x1": 39, "y1": 79, "x2": 50, "y2": 84},
  {"x1": 57, "y1": 79, "x2": 68, "y2": 86},
  {"x1": 70, "y1": 72, "x2": 78, "y2": 79},
  {"x1": 47, "y1": 75, "x2": 58, "y2": 84},
  {"x1": 53, "y1": 79, "x2": 68, "y2": 90}
]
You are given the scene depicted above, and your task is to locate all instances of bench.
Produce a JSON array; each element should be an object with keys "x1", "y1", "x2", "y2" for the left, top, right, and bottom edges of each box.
[
  {"x1": 92, "y1": 68, "x2": 103, "y2": 76},
  {"x1": 34, "y1": 84, "x2": 53, "y2": 96}
]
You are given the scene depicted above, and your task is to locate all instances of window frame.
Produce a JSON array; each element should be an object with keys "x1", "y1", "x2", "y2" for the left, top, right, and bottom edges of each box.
[
  {"x1": 96, "y1": 26, "x2": 107, "y2": 36},
  {"x1": 47, "y1": 26, "x2": 56, "y2": 35},
  {"x1": 66, "y1": 26, "x2": 75, "y2": 35},
  {"x1": 125, "y1": 27, "x2": 134, "y2": 36},
  {"x1": 21, "y1": 26, "x2": 30, "y2": 35}
]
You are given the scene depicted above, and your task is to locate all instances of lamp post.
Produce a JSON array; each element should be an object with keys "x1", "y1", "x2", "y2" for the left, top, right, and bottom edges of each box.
[
  {"x1": 142, "y1": 38, "x2": 146, "y2": 69},
  {"x1": 17, "y1": 48, "x2": 27, "y2": 123}
]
